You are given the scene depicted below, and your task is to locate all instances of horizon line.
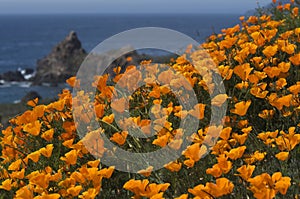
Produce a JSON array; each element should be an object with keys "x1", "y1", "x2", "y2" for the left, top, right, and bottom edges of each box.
[{"x1": 0, "y1": 12, "x2": 246, "y2": 15}]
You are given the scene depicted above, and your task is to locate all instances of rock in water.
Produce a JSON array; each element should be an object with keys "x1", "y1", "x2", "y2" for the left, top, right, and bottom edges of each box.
[
  {"x1": 0, "y1": 70, "x2": 25, "y2": 82},
  {"x1": 33, "y1": 31, "x2": 87, "y2": 85}
]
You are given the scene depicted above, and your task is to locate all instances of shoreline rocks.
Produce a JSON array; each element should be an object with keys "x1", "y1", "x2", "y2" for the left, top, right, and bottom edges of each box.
[{"x1": 0, "y1": 68, "x2": 34, "y2": 82}]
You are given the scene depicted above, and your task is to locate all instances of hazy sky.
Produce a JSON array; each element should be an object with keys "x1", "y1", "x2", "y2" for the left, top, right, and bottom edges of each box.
[{"x1": 0, "y1": 0, "x2": 271, "y2": 14}]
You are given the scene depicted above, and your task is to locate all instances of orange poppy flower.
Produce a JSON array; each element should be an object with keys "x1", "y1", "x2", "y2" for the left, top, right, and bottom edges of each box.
[
  {"x1": 206, "y1": 164, "x2": 222, "y2": 178},
  {"x1": 263, "y1": 45, "x2": 278, "y2": 57},
  {"x1": 41, "y1": 128, "x2": 54, "y2": 142},
  {"x1": 248, "y1": 173, "x2": 272, "y2": 190},
  {"x1": 27, "y1": 151, "x2": 41, "y2": 163},
  {"x1": 15, "y1": 185, "x2": 34, "y2": 199},
  {"x1": 63, "y1": 139, "x2": 74, "y2": 148},
  {"x1": 251, "y1": 56, "x2": 263, "y2": 69},
  {"x1": 188, "y1": 103, "x2": 206, "y2": 119},
  {"x1": 126, "y1": 56, "x2": 133, "y2": 62},
  {"x1": 123, "y1": 179, "x2": 170, "y2": 198},
  {"x1": 149, "y1": 85, "x2": 161, "y2": 98},
  {"x1": 248, "y1": 16, "x2": 259, "y2": 24},
  {"x1": 113, "y1": 66, "x2": 121, "y2": 74},
  {"x1": 263, "y1": 66, "x2": 281, "y2": 78},
  {"x1": 244, "y1": 151, "x2": 266, "y2": 164},
  {"x1": 238, "y1": 119, "x2": 249, "y2": 128},
  {"x1": 188, "y1": 184, "x2": 212, "y2": 198},
  {"x1": 94, "y1": 103, "x2": 105, "y2": 118},
  {"x1": 87, "y1": 159, "x2": 100, "y2": 168},
  {"x1": 183, "y1": 144, "x2": 207, "y2": 167},
  {"x1": 219, "y1": 36, "x2": 238, "y2": 49},
  {"x1": 82, "y1": 129, "x2": 105, "y2": 158},
  {"x1": 10, "y1": 168, "x2": 25, "y2": 179},
  {"x1": 50, "y1": 100, "x2": 65, "y2": 111},
  {"x1": 273, "y1": 173, "x2": 291, "y2": 195},
  {"x1": 27, "y1": 172, "x2": 50, "y2": 189},
  {"x1": 288, "y1": 82, "x2": 300, "y2": 95},
  {"x1": 157, "y1": 69, "x2": 175, "y2": 85},
  {"x1": 23, "y1": 120, "x2": 42, "y2": 136},
  {"x1": 233, "y1": 63, "x2": 253, "y2": 81},
  {"x1": 282, "y1": 43, "x2": 295, "y2": 54},
  {"x1": 218, "y1": 65, "x2": 233, "y2": 80},
  {"x1": 235, "y1": 81, "x2": 249, "y2": 90},
  {"x1": 232, "y1": 133, "x2": 248, "y2": 145},
  {"x1": 236, "y1": 164, "x2": 255, "y2": 181},
  {"x1": 293, "y1": 7, "x2": 299, "y2": 16},
  {"x1": 251, "y1": 31, "x2": 265, "y2": 46},
  {"x1": 250, "y1": 87, "x2": 269, "y2": 98},
  {"x1": 289, "y1": 53, "x2": 300, "y2": 65},
  {"x1": 211, "y1": 94, "x2": 228, "y2": 107},
  {"x1": 93, "y1": 74, "x2": 108, "y2": 90},
  {"x1": 219, "y1": 127, "x2": 232, "y2": 140},
  {"x1": 230, "y1": 100, "x2": 251, "y2": 116},
  {"x1": 263, "y1": 29, "x2": 278, "y2": 42},
  {"x1": 111, "y1": 97, "x2": 127, "y2": 113},
  {"x1": 206, "y1": 178, "x2": 234, "y2": 198},
  {"x1": 168, "y1": 138, "x2": 183, "y2": 150},
  {"x1": 27, "y1": 98, "x2": 39, "y2": 107},
  {"x1": 110, "y1": 131, "x2": 128, "y2": 145},
  {"x1": 39, "y1": 144, "x2": 54, "y2": 158},
  {"x1": 164, "y1": 161, "x2": 182, "y2": 172},
  {"x1": 102, "y1": 114, "x2": 114, "y2": 124},
  {"x1": 226, "y1": 146, "x2": 247, "y2": 160},
  {"x1": 258, "y1": 109, "x2": 275, "y2": 119},
  {"x1": 161, "y1": 93, "x2": 171, "y2": 105},
  {"x1": 277, "y1": 94, "x2": 292, "y2": 109},
  {"x1": 223, "y1": 24, "x2": 240, "y2": 35},
  {"x1": 275, "y1": 152, "x2": 289, "y2": 161},
  {"x1": 138, "y1": 166, "x2": 153, "y2": 177},
  {"x1": 60, "y1": 150, "x2": 78, "y2": 165},
  {"x1": 8, "y1": 159, "x2": 22, "y2": 171},
  {"x1": 66, "y1": 76, "x2": 78, "y2": 88},
  {"x1": 275, "y1": 78, "x2": 287, "y2": 90},
  {"x1": 248, "y1": 172, "x2": 291, "y2": 198},
  {"x1": 67, "y1": 185, "x2": 82, "y2": 197},
  {"x1": 99, "y1": 166, "x2": 114, "y2": 179},
  {"x1": 152, "y1": 134, "x2": 170, "y2": 147},
  {"x1": 217, "y1": 154, "x2": 232, "y2": 174},
  {"x1": 80, "y1": 188, "x2": 99, "y2": 199},
  {"x1": 0, "y1": 179, "x2": 13, "y2": 191}
]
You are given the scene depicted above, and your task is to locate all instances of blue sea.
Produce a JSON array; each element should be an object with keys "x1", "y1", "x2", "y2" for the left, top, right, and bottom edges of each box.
[{"x1": 0, "y1": 14, "x2": 240, "y2": 103}]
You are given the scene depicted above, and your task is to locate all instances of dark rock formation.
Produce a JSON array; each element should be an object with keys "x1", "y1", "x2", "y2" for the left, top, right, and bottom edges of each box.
[
  {"x1": 33, "y1": 31, "x2": 87, "y2": 85},
  {"x1": 0, "y1": 70, "x2": 25, "y2": 82},
  {"x1": 21, "y1": 91, "x2": 41, "y2": 104},
  {"x1": 0, "y1": 68, "x2": 35, "y2": 82}
]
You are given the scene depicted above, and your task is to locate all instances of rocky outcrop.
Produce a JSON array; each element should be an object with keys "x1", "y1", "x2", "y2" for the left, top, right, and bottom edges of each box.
[
  {"x1": 33, "y1": 31, "x2": 87, "y2": 85},
  {"x1": 0, "y1": 70, "x2": 25, "y2": 82},
  {"x1": 0, "y1": 68, "x2": 34, "y2": 82},
  {"x1": 21, "y1": 91, "x2": 41, "y2": 104}
]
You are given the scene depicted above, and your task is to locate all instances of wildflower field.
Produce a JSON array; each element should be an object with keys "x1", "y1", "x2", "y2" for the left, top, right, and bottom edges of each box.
[{"x1": 0, "y1": 1, "x2": 300, "y2": 198}]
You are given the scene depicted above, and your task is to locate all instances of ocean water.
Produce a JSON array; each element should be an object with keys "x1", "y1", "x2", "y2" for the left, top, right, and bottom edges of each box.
[{"x1": 0, "y1": 14, "x2": 240, "y2": 103}]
